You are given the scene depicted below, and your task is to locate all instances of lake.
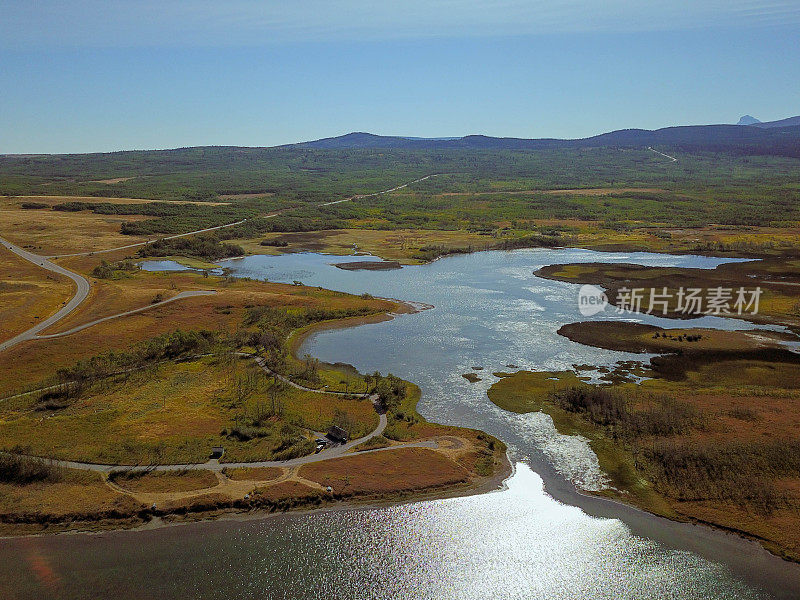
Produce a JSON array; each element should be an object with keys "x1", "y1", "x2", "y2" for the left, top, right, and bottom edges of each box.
[{"x1": 3, "y1": 248, "x2": 795, "y2": 599}]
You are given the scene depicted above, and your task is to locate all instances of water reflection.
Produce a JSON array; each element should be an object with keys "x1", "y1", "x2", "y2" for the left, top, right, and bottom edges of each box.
[
  {"x1": 0, "y1": 465, "x2": 765, "y2": 600},
  {"x1": 104, "y1": 248, "x2": 797, "y2": 598}
]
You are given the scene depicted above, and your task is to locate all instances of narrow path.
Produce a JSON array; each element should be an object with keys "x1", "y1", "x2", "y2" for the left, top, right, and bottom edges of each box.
[
  {"x1": 320, "y1": 174, "x2": 441, "y2": 206},
  {"x1": 34, "y1": 290, "x2": 217, "y2": 340},
  {"x1": 648, "y1": 146, "x2": 678, "y2": 163},
  {"x1": 252, "y1": 355, "x2": 376, "y2": 399},
  {"x1": 48, "y1": 217, "x2": 253, "y2": 258},
  {"x1": 0, "y1": 174, "x2": 439, "y2": 352},
  {"x1": 0, "y1": 236, "x2": 90, "y2": 352},
  {"x1": 10, "y1": 412, "x2": 397, "y2": 474}
]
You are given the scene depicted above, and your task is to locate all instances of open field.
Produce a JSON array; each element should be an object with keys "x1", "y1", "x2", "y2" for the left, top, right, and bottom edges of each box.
[
  {"x1": 0, "y1": 202, "x2": 152, "y2": 255},
  {"x1": 0, "y1": 268, "x2": 396, "y2": 397},
  {"x1": 299, "y1": 447, "x2": 469, "y2": 495},
  {"x1": 0, "y1": 246, "x2": 74, "y2": 341}
]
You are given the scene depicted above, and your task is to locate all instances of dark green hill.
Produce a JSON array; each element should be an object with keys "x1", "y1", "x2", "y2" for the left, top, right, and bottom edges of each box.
[{"x1": 297, "y1": 124, "x2": 800, "y2": 156}]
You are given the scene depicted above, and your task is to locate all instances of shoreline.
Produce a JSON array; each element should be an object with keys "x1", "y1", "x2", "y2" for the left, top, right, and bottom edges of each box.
[
  {"x1": 278, "y1": 250, "x2": 800, "y2": 596},
  {"x1": 6, "y1": 245, "x2": 800, "y2": 595},
  {"x1": 287, "y1": 296, "x2": 432, "y2": 359},
  {"x1": 0, "y1": 295, "x2": 511, "y2": 540},
  {"x1": 286, "y1": 250, "x2": 800, "y2": 569},
  {"x1": 0, "y1": 452, "x2": 514, "y2": 541}
]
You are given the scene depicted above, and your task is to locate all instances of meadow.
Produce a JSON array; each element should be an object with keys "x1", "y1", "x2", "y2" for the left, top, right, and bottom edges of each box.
[
  {"x1": 2, "y1": 146, "x2": 800, "y2": 262},
  {"x1": 0, "y1": 141, "x2": 796, "y2": 540}
]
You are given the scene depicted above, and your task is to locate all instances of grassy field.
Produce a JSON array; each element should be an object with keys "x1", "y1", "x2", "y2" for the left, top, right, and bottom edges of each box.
[
  {"x1": 0, "y1": 271, "x2": 395, "y2": 397},
  {"x1": 0, "y1": 355, "x2": 378, "y2": 464},
  {"x1": 0, "y1": 246, "x2": 74, "y2": 340},
  {"x1": 110, "y1": 470, "x2": 219, "y2": 493},
  {"x1": 0, "y1": 468, "x2": 141, "y2": 526},
  {"x1": 0, "y1": 199, "x2": 152, "y2": 255},
  {"x1": 299, "y1": 447, "x2": 470, "y2": 495}
]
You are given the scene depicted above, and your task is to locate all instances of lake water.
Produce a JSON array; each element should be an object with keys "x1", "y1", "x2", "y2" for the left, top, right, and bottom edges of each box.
[{"x1": 6, "y1": 248, "x2": 797, "y2": 599}]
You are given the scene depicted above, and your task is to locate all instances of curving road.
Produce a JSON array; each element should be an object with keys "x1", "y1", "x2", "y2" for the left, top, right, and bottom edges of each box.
[
  {"x1": 252, "y1": 355, "x2": 376, "y2": 399},
  {"x1": 0, "y1": 236, "x2": 91, "y2": 352},
  {"x1": 7, "y1": 413, "x2": 442, "y2": 474},
  {"x1": 0, "y1": 173, "x2": 440, "y2": 352}
]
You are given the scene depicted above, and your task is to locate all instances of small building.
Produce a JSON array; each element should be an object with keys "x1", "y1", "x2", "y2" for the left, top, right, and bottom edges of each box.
[
  {"x1": 326, "y1": 426, "x2": 348, "y2": 445},
  {"x1": 210, "y1": 446, "x2": 225, "y2": 459}
]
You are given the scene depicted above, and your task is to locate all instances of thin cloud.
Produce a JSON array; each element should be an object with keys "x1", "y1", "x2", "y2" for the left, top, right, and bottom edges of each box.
[{"x1": 2, "y1": 1, "x2": 799, "y2": 48}]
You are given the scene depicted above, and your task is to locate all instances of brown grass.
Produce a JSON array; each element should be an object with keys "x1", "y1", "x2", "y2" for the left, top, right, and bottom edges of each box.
[
  {"x1": 0, "y1": 469, "x2": 141, "y2": 519},
  {"x1": 299, "y1": 447, "x2": 469, "y2": 495},
  {"x1": 557, "y1": 321, "x2": 793, "y2": 355},
  {"x1": 0, "y1": 202, "x2": 151, "y2": 255},
  {"x1": 224, "y1": 467, "x2": 283, "y2": 481},
  {"x1": 240, "y1": 228, "x2": 491, "y2": 264},
  {"x1": 252, "y1": 480, "x2": 321, "y2": 502},
  {"x1": 0, "y1": 246, "x2": 74, "y2": 341},
  {"x1": 111, "y1": 470, "x2": 219, "y2": 493}
]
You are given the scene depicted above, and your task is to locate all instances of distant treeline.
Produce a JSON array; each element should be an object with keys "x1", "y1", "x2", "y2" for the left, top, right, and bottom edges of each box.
[{"x1": 136, "y1": 236, "x2": 244, "y2": 261}]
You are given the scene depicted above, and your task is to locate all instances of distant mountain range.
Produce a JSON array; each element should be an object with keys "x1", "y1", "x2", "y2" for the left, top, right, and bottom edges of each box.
[
  {"x1": 296, "y1": 118, "x2": 800, "y2": 156},
  {"x1": 744, "y1": 115, "x2": 800, "y2": 129}
]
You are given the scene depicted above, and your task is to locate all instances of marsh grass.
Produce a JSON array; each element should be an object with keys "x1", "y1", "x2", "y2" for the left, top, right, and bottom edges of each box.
[{"x1": 643, "y1": 440, "x2": 800, "y2": 515}]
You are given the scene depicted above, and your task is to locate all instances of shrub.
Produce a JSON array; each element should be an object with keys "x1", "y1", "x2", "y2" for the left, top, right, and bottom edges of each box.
[
  {"x1": 642, "y1": 440, "x2": 800, "y2": 514},
  {"x1": 0, "y1": 453, "x2": 63, "y2": 484},
  {"x1": 137, "y1": 236, "x2": 244, "y2": 261}
]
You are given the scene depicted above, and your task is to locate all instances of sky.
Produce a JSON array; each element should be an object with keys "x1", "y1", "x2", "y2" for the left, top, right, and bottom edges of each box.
[{"x1": 1, "y1": 1, "x2": 799, "y2": 153}]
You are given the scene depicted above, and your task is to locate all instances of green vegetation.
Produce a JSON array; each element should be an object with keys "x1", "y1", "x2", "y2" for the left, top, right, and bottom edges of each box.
[
  {"x1": 91, "y1": 259, "x2": 141, "y2": 279},
  {"x1": 136, "y1": 236, "x2": 244, "y2": 261},
  {"x1": 3, "y1": 146, "x2": 799, "y2": 262}
]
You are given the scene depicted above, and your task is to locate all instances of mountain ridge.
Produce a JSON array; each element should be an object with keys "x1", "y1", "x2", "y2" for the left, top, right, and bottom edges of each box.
[{"x1": 295, "y1": 121, "x2": 800, "y2": 153}]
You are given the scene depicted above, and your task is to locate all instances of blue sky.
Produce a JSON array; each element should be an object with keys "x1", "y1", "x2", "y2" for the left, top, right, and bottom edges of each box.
[{"x1": 1, "y1": 1, "x2": 799, "y2": 153}]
